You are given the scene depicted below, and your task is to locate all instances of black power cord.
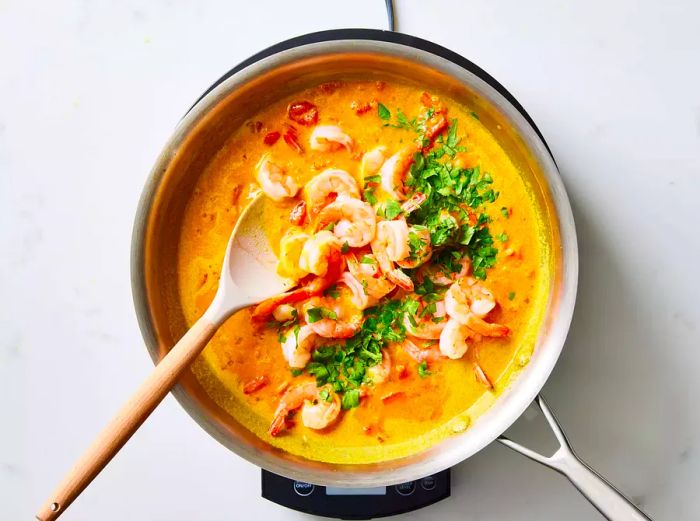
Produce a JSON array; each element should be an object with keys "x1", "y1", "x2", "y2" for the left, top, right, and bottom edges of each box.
[{"x1": 385, "y1": 0, "x2": 396, "y2": 31}]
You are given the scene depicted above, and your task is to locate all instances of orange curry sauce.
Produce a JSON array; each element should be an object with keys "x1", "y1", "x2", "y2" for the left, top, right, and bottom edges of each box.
[{"x1": 176, "y1": 80, "x2": 550, "y2": 463}]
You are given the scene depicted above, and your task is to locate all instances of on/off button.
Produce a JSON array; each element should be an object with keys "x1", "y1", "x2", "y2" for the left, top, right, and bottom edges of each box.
[
  {"x1": 395, "y1": 481, "x2": 416, "y2": 496},
  {"x1": 293, "y1": 481, "x2": 315, "y2": 496}
]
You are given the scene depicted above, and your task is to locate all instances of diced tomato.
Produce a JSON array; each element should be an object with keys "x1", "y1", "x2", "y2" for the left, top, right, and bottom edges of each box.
[
  {"x1": 320, "y1": 81, "x2": 342, "y2": 94},
  {"x1": 287, "y1": 101, "x2": 318, "y2": 126},
  {"x1": 243, "y1": 375, "x2": 269, "y2": 394},
  {"x1": 263, "y1": 131, "x2": 280, "y2": 145},
  {"x1": 351, "y1": 100, "x2": 373, "y2": 115},
  {"x1": 283, "y1": 125, "x2": 304, "y2": 153}
]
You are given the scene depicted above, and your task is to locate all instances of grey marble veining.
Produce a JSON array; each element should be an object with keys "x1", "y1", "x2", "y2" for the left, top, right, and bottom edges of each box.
[{"x1": 2, "y1": 0, "x2": 698, "y2": 519}]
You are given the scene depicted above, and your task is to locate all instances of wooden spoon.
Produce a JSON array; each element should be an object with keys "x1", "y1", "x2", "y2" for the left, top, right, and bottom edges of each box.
[{"x1": 36, "y1": 194, "x2": 293, "y2": 521}]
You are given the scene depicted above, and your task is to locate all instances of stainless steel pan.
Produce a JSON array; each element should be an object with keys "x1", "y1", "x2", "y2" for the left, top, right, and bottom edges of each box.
[{"x1": 131, "y1": 29, "x2": 651, "y2": 520}]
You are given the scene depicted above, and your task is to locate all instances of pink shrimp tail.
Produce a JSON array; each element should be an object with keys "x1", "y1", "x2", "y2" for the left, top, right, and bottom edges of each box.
[
  {"x1": 253, "y1": 249, "x2": 345, "y2": 320},
  {"x1": 268, "y1": 412, "x2": 288, "y2": 437}
]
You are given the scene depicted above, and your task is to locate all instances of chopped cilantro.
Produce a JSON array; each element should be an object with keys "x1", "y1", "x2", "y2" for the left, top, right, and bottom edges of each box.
[
  {"x1": 360, "y1": 255, "x2": 376, "y2": 265},
  {"x1": 324, "y1": 284, "x2": 340, "y2": 299},
  {"x1": 306, "y1": 307, "x2": 337, "y2": 323},
  {"x1": 341, "y1": 389, "x2": 361, "y2": 409},
  {"x1": 364, "y1": 174, "x2": 381, "y2": 184},
  {"x1": 408, "y1": 229, "x2": 427, "y2": 258},
  {"x1": 403, "y1": 144, "x2": 500, "y2": 279},
  {"x1": 447, "y1": 119, "x2": 459, "y2": 147},
  {"x1": 470, "y1": 111, "x2": 480, "y2": 120},
  {"x1": 341, "y1": 241, "x2": 350, "y2": 254},
  {"x1": 497, "y1": 233, "x2": 508, "y2": 242},
  {"x1": 318, "y1": 388, "x2": 332, "y2": 402},
  {"x1": 363, "y1": 188, "x2": 377, "y2": 205},
  {"x1": 420, "y1": 302, "x2": 437, "y2": 318},
  {"x1": 508, "y1": 291, "x2": 516, "y2": 300},
  {"x1": 501, "y1": 207, "x2": 510, "y2": 218},
  {"x1": 384, "y1": 200, "x2": 403, "y2": 220},
  {"x1": 418, "y1": 361, "x2": 431, "y2": 378},
  {"x1": 323, "y1": 222, "x2": 335, "y2": 232},
  {"x1": 290, "y1": 368, "x2": 303, "y2": 377},
  {"x1": 377, "y1": 103, "x2": 391, "y2": 120}
]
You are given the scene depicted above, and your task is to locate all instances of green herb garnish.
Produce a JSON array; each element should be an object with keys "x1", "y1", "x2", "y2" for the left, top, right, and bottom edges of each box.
[
  {"x1": 306, "y1": 307, "x2": 338, "y2": 323},
  {"x1": 384, "y1": 200, "x2": 403, "y2": 220},
  {"x1": 418, "y1": 361, "x2": 431, "y2": 378},
  {"x1": 325, "y1": 284, "x2": 341, "y2": 299},
  {"x1": 377, "y1": 103, "x2": 391, "y2": 120},
  {"x1": 341, "y1": 389, "x2": 361, "y2": 409}
]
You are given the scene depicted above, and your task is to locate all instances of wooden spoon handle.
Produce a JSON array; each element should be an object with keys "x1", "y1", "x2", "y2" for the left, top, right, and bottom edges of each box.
[{"x1": 35, "y1": 316, "x2": 217, "y2": 521}]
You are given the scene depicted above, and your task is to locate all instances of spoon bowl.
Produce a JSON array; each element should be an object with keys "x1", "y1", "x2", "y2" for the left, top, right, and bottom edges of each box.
[{"x1": 206, "y1": 194, "x2": 295, "y2": 324}]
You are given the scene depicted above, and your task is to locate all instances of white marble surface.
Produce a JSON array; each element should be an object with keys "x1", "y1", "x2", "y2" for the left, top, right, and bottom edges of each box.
[{"x1": 2, "y1": 0, "x2": 699, "y2": 519}]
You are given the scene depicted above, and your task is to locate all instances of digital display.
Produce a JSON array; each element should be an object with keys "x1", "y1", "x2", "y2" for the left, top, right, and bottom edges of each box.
[{"x1": 325, "y1": 486, "x2": 387, "y2": 496}]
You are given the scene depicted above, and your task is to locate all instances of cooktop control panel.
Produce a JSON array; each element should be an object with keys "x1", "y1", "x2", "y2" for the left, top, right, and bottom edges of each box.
[{"x1": 261, "y1": 469, "x2": 450, "y2": 519}]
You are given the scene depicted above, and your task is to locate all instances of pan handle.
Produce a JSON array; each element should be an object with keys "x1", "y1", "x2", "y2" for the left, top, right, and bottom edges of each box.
[{"x1": 497, "y1": 395, "x2": 653, "y2": 521}]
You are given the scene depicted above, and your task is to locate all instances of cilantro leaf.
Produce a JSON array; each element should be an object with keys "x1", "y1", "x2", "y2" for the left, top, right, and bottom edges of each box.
[
  {"x1": 377, "y1": 103, "x2": 391, "y2": 120},
  {"x1": 341, "y1": 388, "x2": 361, "y2": 409},
  {"x1": 418, "y1": 361, "x2": 432, "y2": 378},
  {"x1": 384, "y1": 200, "x2": 403, "y2": 220},
  {"x1": 447, "y1": 118, "x2": 459, "y2": 148},
  {"x1": 307, "y1": 307, "x2": 338, "y2": 323}
]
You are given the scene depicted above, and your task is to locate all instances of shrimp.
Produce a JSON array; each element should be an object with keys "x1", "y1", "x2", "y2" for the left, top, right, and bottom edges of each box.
[
  {"x1": 371, "y1": 219, "x2": 413, "y2": 291},
  {"x1": 255, "y1": 154, "x2": 299, "y2": 201},
  {"x1": 421, "y1": 256, "x2": 470, "y2": 286},
  {"x1": 420, "y1": 91, "x2": 449, "y2": 146},
  {"x1": 252, "y1": 248, "x2": 344, "y2": 320},
  {"x1": 304, "y1": 169, "x2": 360, "y2": 215},
  {"x1": 403, "y1": 300, "x2": 447, "y2": 340},
  {"x1": 309, "y1": 125, "x2": 354, "y2": 153},
  {"x1": 396, "y1": 226, "x2": 432, "y2": 269},
  {"x1": 269, "y1": 382, "x2": 340, "y2": 436},
  {"x1": 345, "y1": 252, "x2": 396, "y2": 299},
  {"x1": 439, "y1": 319, "x2": 475, "y2": 359},
  {"x1": 380, "y1": 146, "x2": 417, "y2": 201},
  {"x1": 338, "y1": 271, "x2": 378, "y2": 310},
  {"x1": 360, "y1": 146, "x2": 387, "y2": 180},
  {"x1": 277, "y1": 229, "x2": 311, "y2": 280},
  {"x1": 401, "y1": 337, "x2": 444, "y2": 363},
  {"x1": 280, "y1": 325, "x2": 318, "y2": 369},
  {"x1": 303, "y1": 296, "x2": 362, "y2": 339},
  {"x1": 299, "y1": 230, "x2": 341, "y2": 277},
  {"x1": 366, "y1": 351, "x2": 391, "y2": 384},
  {"x1": 444, "y1": 277, "x2": 509, "y2": 337},
  {"x1": 400, "y1": 192, "x2": 427, "y2": 214},
  {"x1": 317, "y1": 194, "x2": 376, "y2": 247},
  {"x1": 272, "y1": 304, "x2": 296, "y2": 322}
]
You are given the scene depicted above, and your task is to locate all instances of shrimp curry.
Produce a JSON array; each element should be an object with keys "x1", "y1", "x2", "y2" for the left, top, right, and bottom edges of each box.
[{"x1": 176, "y1": 80, "x2": 552, "y2": 464}]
